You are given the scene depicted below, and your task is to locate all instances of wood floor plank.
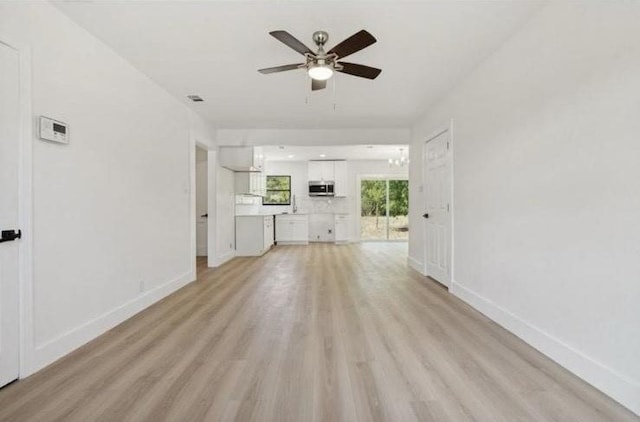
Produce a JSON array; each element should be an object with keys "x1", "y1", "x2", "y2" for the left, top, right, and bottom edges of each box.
[{"x1": 0, "y1": 243, "x2": 636, "y2": 422}]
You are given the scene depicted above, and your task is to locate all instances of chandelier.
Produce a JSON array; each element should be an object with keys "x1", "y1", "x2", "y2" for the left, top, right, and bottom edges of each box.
[{"x1": 388, "y1": 148, "x2": 409, "y2": 167}]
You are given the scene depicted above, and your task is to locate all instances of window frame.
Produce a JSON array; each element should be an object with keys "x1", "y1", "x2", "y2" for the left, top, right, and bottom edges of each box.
[{"x1": 262, "y1": 175, "x2": 292, "y2": 206}]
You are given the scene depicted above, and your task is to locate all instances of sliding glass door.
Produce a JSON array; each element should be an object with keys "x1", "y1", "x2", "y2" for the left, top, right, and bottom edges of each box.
[{"x1": 360, "y1": 178, "x2": 409, "y2": 241}]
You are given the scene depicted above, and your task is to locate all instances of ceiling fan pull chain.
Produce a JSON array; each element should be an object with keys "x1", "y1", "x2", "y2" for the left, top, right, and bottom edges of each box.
[{"x1": 332, "y1": 73, "x2": 337, "y2": 111}]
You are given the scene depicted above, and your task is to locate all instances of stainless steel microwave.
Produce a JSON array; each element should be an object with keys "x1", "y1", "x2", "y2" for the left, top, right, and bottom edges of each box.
[{"x1": 308, "y1": 181, "x2": 335, "y2": 196}]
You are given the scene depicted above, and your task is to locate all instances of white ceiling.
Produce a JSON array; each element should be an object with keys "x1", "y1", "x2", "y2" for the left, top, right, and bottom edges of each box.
[
  {"x1": 53, "y1": 0, "x2": 544, "y2": 130},
  {"x1": 261, "y1": 144, "x2": 409, "y2": 162}
]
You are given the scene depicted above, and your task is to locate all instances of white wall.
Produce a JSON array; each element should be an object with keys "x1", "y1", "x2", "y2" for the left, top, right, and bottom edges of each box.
[
  {"x1": 216, "y1": 128, "x2": 410, "y2": 147},
  {"x1": 213, "y1": 156, "x2": 236, "y2": 266},
  {"x1": 409, "y1": 2, "x2": 640, "y2": 414},
  {"x1": 0, "y1": 2, "x2": 215, "y2": 375},
  {"x1": 204, "y1": 149, "x2": 236, "y2": 268}
]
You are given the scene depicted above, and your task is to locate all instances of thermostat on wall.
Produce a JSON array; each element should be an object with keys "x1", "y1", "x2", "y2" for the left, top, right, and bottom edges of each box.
[{"x1": 39, "y1": 116, "x2": 69, "y2": 144}]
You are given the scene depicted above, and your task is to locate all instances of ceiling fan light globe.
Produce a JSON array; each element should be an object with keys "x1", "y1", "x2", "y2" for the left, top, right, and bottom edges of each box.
[{"x1": 308, "y1": 65, "x2": 333, "y2": 81}]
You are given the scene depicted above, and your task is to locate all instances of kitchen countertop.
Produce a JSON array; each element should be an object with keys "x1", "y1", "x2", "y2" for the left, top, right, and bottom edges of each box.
[
  {"x1": 235, "y1": 212, "x2": 282, "y2": 217},
  {"x1": 235, "y1": 211, "x2": 310, "y2": 217},
  {"x1": 236, "y1": 212, "x2": 350, "y2": 217}
]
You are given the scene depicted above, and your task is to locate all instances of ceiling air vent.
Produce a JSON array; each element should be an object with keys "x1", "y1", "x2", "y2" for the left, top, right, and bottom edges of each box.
[{"x1": 187, "y1": 95, "x2": 204, "y2": 102}]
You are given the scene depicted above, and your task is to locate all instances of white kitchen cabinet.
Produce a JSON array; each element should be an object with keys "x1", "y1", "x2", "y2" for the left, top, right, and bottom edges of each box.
[
  {"x1": 235, "y1": 215, "x2": 274, "y2": 256},
  {"x1": 333, "y1": 161, "x2": 348, "y2": 197},
  {"x1": 235, "y1": 172, "x2": 265, "y2": 196},
  {"x1": 219, "y1": 146, "x2": 264, "y2": 172},
  {"x1": 308, "y1": 160, "x2": 335, "y2": 182},
  {"x1": 276, "y1": 214, "x2": 309, "y2": 244},
  {"x1": 263, "y1": 216, "x2": 274, "y2": 251},
  {"x1": 335, "y1": 214, "x2": 350, "y2": 243}
]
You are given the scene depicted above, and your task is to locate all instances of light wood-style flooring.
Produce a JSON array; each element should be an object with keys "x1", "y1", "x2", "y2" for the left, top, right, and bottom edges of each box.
[{"x1": 0, "y1": 243, "x2": 636, "y2": 421}]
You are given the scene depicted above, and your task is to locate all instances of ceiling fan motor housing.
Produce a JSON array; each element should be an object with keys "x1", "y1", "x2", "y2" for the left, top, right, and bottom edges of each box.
[{"x1": 312, "y1": 31, "x2": 329, "y2": 47}]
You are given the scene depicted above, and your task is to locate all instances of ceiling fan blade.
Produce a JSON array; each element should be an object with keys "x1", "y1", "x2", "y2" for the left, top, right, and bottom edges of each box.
[
  {"x1": 269, "y1": 30, "x2": 314, "y2": 56},
  {"x1": 336, "y1": 62, "x2": 382, "y2": 79},
  {"x1": 312, "y1": 79, "x2": 327, "y2": 91},
  {"x1": 258, "y1": 63, "x2": 303, "y2": 74},
  {"x1": 327, "y1": 30, "x2": 376, "y2": 59}
]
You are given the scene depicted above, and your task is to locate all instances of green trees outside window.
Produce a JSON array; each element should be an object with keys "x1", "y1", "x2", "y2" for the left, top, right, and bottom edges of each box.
[
  {"x1": 263, "y1": 175, "x2": 291, "y2": 205},
  {"x1": 361, "y1": 179, "x2": 409, "y2": 240}
]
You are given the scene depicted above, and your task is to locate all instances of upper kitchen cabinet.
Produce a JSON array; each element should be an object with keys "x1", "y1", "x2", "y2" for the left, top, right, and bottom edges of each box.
[
  {"x1": 308, "y1": 160, "x2": 348, "y2": 197},
  {"x1": 219, "y1": 146, "x2": 264, "y2": 172},
  {"x1": 333, "y1": 161, "x2": 348, "y2": 197},
  {"x1": 235, "y1": 172, "x2": 265, "y2": 196},
  {"x1": 308, "y1": 160, "x2": 335, "y2": 182}
]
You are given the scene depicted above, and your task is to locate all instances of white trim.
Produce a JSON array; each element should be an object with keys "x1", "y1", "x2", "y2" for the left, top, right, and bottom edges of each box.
[
  {"x1": 191, "y1": 139, "x2": 213, "y2": 273},
  {"x1": 449, "y1": 119, "x2": 455, "y2": 291},
  {"x1": 407, "y1": 255, "x2": 424, "y2": 275},
  {"x1": 25, "y1": 270, "x2": 195, "y2": 376},
  {"x1": 451, "y1": 281, "x2": 640, "y2": 416},
  {"x1": 194, "y1": 142, "x2": 211, "y2": 261},
  {"x1": 189, "y1": 128, "x2": 197, "y2": 280},
  {"x1": 207, "y1": 149, "x2": 218, "y2": 268},
  {"x1": 422, "y1": 120, "x2": 454, "y2": 285}
]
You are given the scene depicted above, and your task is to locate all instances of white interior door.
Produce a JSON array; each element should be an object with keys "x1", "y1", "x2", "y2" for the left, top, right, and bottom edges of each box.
[
  {"x1": 423, "y1": 130, "x2": 452, "y2": 286},
  {"x1": 0, "y1": 41, "x2": 21, "y2": 387}
]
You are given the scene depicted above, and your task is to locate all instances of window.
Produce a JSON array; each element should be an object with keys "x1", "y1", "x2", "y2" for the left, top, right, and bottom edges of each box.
[{"x1": 263, "y1": 175, "x2": 291, "y2": 205}]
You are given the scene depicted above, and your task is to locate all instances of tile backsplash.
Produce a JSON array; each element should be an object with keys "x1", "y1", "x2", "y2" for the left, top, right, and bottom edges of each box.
[
  {"x1": 234, "y1": 194, "x2": 349, "y2": 215},
  {"x1": 299, "y1": 196, "x2": 348, "y2": 214}
]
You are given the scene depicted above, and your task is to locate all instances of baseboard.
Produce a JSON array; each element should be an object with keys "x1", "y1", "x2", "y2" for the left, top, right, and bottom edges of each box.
[
  {"x1": 277, "y1": 241, "x2": 309, "y2": 245},
  {"x1": 407, "y1": 255, "x2": 425, "y2": 275},
  {"x1": 451, "y1": 282, "x2": 640, "y2": 416},
  {"x1": 196, "y1": 246, "x2": 207, "y2": 256},
  {"x1": 212, "y1": 250, "x2": 236, "y2": 267},
  {"x1": 25, "y1": 270, "x2": 195, "y2": 377}
]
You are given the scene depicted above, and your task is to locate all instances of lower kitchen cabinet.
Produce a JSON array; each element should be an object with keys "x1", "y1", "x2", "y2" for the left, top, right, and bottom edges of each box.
[
  {"x1": 236, "y1": 215, "x2": 274, "y2": 256},
  {"x1": 275, "y1": 214, "x2": 309, "y2": 245},
  {"x1": 334, "y1": 214, "x2": 350, "y2": 243}
]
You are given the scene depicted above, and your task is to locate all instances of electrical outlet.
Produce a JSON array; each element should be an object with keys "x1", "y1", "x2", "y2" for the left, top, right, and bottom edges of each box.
[{"x1": 139, "y1": 280, "x2": 145, "y2": 293}]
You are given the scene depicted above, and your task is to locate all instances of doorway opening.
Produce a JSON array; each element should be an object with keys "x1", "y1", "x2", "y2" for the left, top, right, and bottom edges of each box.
[
  {"x1": 195, "y1": 146, "x2": 208, "y2": 271},
  {"x1": 360, "y1": 177, "x2": 409, "y2": 241}
]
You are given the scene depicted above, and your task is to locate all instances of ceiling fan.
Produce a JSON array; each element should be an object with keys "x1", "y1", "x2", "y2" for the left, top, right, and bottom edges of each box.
[{"x1": 258, "y1": 30, "x2": 382, "y2": 91}]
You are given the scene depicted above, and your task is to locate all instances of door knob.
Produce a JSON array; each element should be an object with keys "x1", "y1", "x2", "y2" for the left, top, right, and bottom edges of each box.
[
  {"x1": 422, "y1": 213, "x2": 429, "y2": 219},
  {"x1": 0, "y1": 229, "x2": 22, "y2": 243}
]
